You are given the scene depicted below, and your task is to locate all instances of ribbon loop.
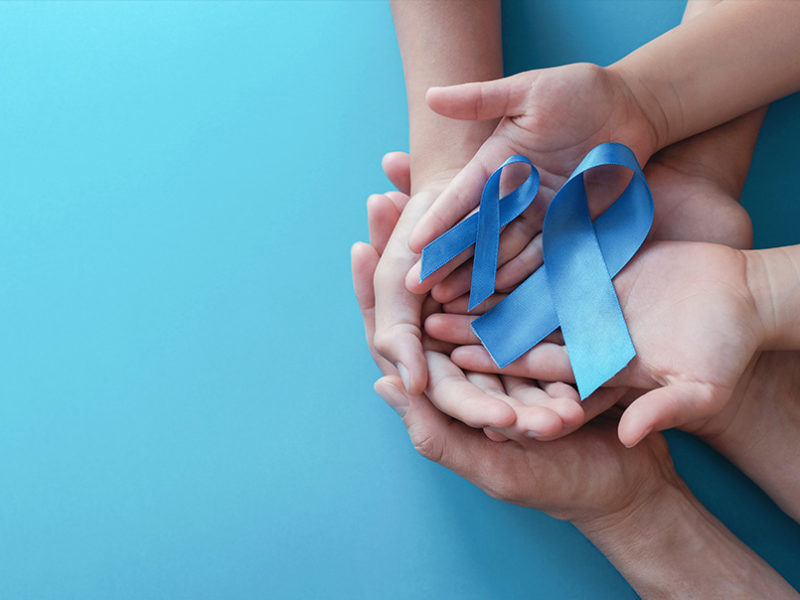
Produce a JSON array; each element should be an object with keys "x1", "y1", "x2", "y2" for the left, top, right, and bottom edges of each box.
[
  {"x1": 420, "y1": 155, "x2": 540, "y2": 311},
  {"x1": 472, "y1": 142, "x2": 653, "y2": 398}
]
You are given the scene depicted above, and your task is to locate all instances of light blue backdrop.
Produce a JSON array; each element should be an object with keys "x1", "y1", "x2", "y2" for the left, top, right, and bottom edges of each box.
[{"x1": 0, "y1": 1, "x2": 797, "y2": 598}]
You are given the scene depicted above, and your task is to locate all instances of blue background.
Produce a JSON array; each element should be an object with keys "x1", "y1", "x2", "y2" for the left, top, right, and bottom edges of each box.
[{"x1": 0, "y1": 1, "x2": 797, "y2": 598}]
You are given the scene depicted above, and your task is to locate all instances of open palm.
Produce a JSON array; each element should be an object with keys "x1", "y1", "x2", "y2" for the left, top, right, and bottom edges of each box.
[
  {"x1": 435, "y1": 241, "x2": 763, "y2": 446},
  {"x1": 405, "y1": 62, "x2": 659, "y2": 295}
]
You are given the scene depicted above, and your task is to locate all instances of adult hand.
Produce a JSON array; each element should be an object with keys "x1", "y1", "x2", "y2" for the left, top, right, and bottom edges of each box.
[
  {"x1": 380, "y1": 153, "x2": 621, "y2": 440},
  {"x1": 429, "y1": 240, "x2": 764, "y2": 447},
  {"x1": 354, "y1": 210, "x2": 676, "y2": 523}
]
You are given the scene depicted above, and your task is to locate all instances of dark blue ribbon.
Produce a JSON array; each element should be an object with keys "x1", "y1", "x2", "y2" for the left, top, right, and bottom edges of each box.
[{"x1": 421, "y1": 143, "x2": 653, "y2": 399}]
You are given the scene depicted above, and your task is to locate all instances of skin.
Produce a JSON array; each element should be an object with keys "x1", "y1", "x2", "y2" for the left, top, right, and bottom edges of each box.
[
  {"x1": 382, "y1": 103, "x2": 765, "y2": 442},
  {"x1": 378, "y1": 0, "x2": 776, "y2": 440},
  {"x1": 373, "y1": 0, "x2": 503, "y2": 396},
  {"x1": 351, "y1": 207, "x2": 798, "y2": 599},
  {"x1": 389, "y1": 0, "x2": 776, "y2": 442},
  {"x1": 410, "y1": 0, "x2": 800, "y2": 259},
  {"x1": 383, "y1": 141, "x2": 800, "y2": 524}
]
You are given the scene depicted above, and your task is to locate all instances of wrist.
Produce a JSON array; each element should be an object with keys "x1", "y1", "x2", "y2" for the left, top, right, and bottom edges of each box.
[
  {"x1": 574, "y1": 473, "x2": 686, "y2": 549},
  {"x1": 409, "y1": 119, "x2": 496, "y2": 195},
  {"x1": 577, "y1": 478, "x2": 797, "y2": 598},
  {"x1": 606, "y1": 61, "x2": 673, "y2": 157},
  {"x1": 744, "y1": 247, "x2": 800, "y2": 350}
]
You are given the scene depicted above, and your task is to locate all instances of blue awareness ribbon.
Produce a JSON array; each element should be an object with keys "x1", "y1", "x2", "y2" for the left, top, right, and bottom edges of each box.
[
  {"x1": 421, "y1": 142, "x2": 653, "y2": 400},
  {"x1": 419, "y1": 155, "x2": 540, "y2": 311}
]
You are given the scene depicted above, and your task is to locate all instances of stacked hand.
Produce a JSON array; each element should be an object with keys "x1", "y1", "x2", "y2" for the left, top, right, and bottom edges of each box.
[
  {"x1": 362, "y1": 1, "x2": 800, "y2": 593},
  {"x1": 353, "y1": 190, "x2": 679, "y2": 525},
  {"x1": 374, "y1": 63, "x2": 672, "y2": 441}
]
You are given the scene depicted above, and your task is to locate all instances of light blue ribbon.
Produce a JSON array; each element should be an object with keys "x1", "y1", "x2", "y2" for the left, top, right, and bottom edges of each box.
[
  {"x1": 421, "y1": 142, "x2": 653, "y2": 399},
  {"x1": 420, "y1": 155, "x2": 540, "y2": 311}
]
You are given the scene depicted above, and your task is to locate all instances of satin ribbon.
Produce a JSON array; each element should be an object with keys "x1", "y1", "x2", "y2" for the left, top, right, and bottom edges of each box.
[
  {"x1": 419, "y1": 155, "x2": 540, "y2": 311},
  {"x1": 421, "y1": 143, "x2": 653, "y2": 399}
]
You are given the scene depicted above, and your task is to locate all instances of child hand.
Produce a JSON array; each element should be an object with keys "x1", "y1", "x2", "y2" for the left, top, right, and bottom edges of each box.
[{"x1": 404, "y1": 62, "x2": 660, "y2": 296}]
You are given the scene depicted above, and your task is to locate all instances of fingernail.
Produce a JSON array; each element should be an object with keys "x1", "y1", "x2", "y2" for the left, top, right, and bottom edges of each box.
[
  {"x1": 525, "y1": 431, "x2": 544, "y2": 439},
  {"x1": 397, "y1": 363, "x2": 411, "y2": 392},
  {"x1": 381, "y1": 384, "x2": 410, "y2": 417},
  {"x1": 624, "y1": 427, "x2": 651, "y2": 448}
]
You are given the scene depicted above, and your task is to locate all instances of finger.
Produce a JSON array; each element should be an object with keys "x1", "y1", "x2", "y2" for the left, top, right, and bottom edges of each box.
[
  {"x1": 466, "y1": 372, "x2": 566, "y2": 442},
  {"x1": 617, "y1": 382, "x2": 717, "y2": 448},
  {"x1": 382, "y1": 152, "x2": 411, "y2": 196},
  {"x1": 352, "y1": 242, "x2": 378, "y2": 314},
  {"x1": 430, "y1": 257, "x2": 475, "y2": 303},
  {"x1": 424, "y1": 313, "x2": 559, "y2": 347},
  {"x1": 483, "y1": 428, "x2": 510, "y2": 442},
  {"x1": 424, "y1": 313, "x2": 480, "y2": 345},
  {"x1": 466, "y1": 371, "x2": 556, "y2": 442},
  {"x1": 408, "y1": 135, "x2": 523, "y2": 253},
  {"x1": 442, "y1": 292, "x2": 508, "y2": 315},
  {"x1": 426, "y1": 72, "x2": 534, "y2": 121},
  {"x1": 569, "y1": 385, "x2": 627, "y2": 424},
  {"x1": 352, "y1": 242, "x2": 396, "y2": 375},
  {"x1": 421, "y1": 297, "x2": 456, "y2": 355},
  {"x1": 425, "y1": 206, "x2": 546, "y2": 301},
  {"x1": 374, "y1": 375, "x2": 457, "y2": 465},
  {"x1": 495, "y1": 233, "x2": 543, "y2": 291},
  {"x1": 374, "y1": 375, "x2": 412, "y2": 417},
  {"x1": 539, "y1": 381, "x2": 584, "y2": 427},
  {"x1": 425, "y1": 351, "x2": 516, "y2": 429},
  {"x1": 367, "y1": 194, "x2": 401, "y2": 255},
  {"x1": 498, "y1": 376, "x2": 569, "y2": 439},
  {"x1": 384, "y1": 191, "x2": 410, "y2": 214},
  {"x1": 375, "y1": 376, "x2": 512, "y2": 493},
  {"x1": 353, "y1": 244, "x2": 399, "y2": 376},
  {"x1": 373, "y1": 193, "x2": 437, "y2": 394},
  {"x1": 451, "y1": 343, "x2": 574, "y2": 382},
  {"x1": 407, "y1": 188, "x2": 547, "y2": 297},
  {"x1": 405, "y1": 244, "x2": 477, "y2": 296}
]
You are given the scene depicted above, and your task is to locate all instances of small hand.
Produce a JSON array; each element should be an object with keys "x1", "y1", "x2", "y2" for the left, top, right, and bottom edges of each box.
[
  {"x1": 404, "y1": 63, "x2": 659, "y2": 297},
  {"x1": 412, "y1": 119, "x2": 756, "y2": 304}
]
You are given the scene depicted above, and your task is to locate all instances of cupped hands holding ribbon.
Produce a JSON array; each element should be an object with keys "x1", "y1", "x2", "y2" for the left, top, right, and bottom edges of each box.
[
  {"x1": 357, "y1": 0, "x2": 800, "y2": 596},
  {"x1": 352, "y1": 177, "x2": 800, "y2": 598}
]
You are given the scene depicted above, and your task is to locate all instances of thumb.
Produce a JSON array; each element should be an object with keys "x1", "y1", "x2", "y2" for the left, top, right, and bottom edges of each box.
[
  {"x1": 617, "y1": 383, "x2": 718, "y2": 448},
  {"x1": 426, "y1": 72, "x2": 533, "y2": 121},
  {"x1": 374, "y1": 375, "x2": 455, "y2": 465}
]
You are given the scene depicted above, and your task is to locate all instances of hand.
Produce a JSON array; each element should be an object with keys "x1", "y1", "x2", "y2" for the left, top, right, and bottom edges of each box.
[
  {"x1": 404, "y1": 62, "x2": 660, "y2": 298},
  {"x1": 353, "y1": 207, "x2": 679, "y2": 525},
  {"x1": 430, "y1": 240, "x2": 765, "y2": 447},
  {"x1": 381, "y1": 153, "x2": 621, "y2": 440},
  {"x1": 669, "y1": 349, "x2": 800, "y2": 522},
  {"x1": 355, "y1": 178, "x2": 800, "y2": 597},
  {"x1": 410, "y1": 115, "x2": 757, "y2": 305}
]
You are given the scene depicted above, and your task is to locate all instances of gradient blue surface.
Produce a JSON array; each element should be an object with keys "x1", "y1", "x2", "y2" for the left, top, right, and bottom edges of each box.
[{"x1": 0, "y1": 1, "x2": 797, "y2": 598}]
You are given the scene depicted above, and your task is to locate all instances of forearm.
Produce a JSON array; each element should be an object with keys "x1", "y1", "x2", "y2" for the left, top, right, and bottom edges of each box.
[
  {"x1": 577, "y1": 481, "x2": 798, "y2": 599},
  {"x1": 701, "y1": 351, "x2": 800, "y2": 522},
  {"x1": 612, "y1": 0, "x2": 800, "y2": 151},
  {"x1": 747, "y1": 245, "x2": 800, "y2": 350},
  {"x1": 653, "y1": 0, "x2": 767, "y2": 200},
  {"x1": 391, "y1": 0, "x2": 502, "y2": 192}
]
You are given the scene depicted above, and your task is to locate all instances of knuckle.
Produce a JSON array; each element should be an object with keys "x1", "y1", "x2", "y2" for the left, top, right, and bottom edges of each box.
[
  {"x1": 482, "y1": 478, "x2": 518, "y2": 504},
  {"x1": 411, "y1": 429, "x2": 444, "y2": 464},
  {"x1": 372, "y1": 329, "x2": 394, "y2": 358}
]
